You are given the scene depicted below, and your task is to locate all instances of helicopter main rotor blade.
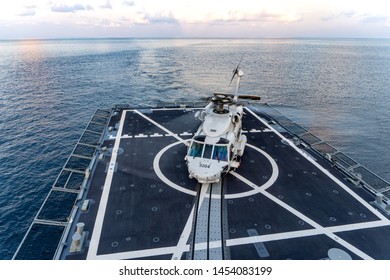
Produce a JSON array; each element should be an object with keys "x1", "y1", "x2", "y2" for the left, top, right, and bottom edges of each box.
[
  {"x1": 237, "y1": 94, "x2": 261, "y2": 101},
  {"x1": 229, "y1": 59, "x2": 242, "y2": 86},
  {"x1": 229, "y1": 67, "x2": 238, "y2": 86},
  {"x1": 213, "y1": 92, "x2": 260, "y2": 101}
]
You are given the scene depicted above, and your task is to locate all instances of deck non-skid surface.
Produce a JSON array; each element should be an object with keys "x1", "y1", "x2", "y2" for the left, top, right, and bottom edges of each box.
[{"x1": 65, "y1": 107, "x2": 390, "y2": 260}]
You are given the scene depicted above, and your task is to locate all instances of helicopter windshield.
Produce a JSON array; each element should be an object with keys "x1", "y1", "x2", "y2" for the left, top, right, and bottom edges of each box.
[
  {"x1": 189, "y1": 141, "x2": 203, "y2": 157},
  {"x1": 212, "y1": 145, "x2": 228, "y2": 162},
  {"x1": 188, "y1": 140, "x2": 228, "y2": 162}
]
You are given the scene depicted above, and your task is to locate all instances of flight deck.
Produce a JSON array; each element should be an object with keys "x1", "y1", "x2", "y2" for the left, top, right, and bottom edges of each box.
[{"x1": 13, "y1": 104, "x2": 390, "y2": 260}]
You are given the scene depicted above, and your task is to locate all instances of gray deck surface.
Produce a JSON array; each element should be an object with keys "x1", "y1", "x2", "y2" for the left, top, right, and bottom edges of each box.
[{"x1": 52, "y1": 106, "x2": 390, "y2": 260}]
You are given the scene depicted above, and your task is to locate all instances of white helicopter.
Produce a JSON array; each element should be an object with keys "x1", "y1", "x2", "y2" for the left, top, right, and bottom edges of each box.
[{"x1": 185, "y1": 67, "x2": 261, "y2": 183}]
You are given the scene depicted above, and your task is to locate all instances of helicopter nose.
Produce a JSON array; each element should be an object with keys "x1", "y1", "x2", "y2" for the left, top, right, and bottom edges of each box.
[{"x1": 188, "y1": 166, "x2": 221, "y2": 183}]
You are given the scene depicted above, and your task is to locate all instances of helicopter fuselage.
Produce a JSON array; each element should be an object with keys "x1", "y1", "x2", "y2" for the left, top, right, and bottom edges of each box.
[{"x1": 185, "y1": 102, "x2": 246, "y2": 183}]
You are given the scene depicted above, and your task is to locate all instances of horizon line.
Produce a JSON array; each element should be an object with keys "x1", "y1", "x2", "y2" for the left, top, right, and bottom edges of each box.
[{"x1": 1, "y1": 36, "x2": 390, "y2": 42}]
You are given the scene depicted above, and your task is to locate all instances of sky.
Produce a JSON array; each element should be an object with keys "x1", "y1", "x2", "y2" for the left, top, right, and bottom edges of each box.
[{"x1": 0, "y1": 0, "x2": 389, "y2": 39}]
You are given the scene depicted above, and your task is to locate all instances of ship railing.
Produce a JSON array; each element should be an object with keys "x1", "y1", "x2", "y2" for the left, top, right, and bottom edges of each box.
[
  {"x1": 13, "y1": 108, "x2": 112, "y2": 260},
  {"x1": 260, "y1": 103, "x2": 390, "y2": 207}
]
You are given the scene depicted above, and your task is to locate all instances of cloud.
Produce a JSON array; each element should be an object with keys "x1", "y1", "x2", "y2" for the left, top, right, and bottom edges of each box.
[
  {"x1": 17, "y1": 5, "x2": 37, "y2": 17},
  {"x1": 100, "y1": 1, "x2": 112, "y2": 9},
  {"x1": 123, "y1": 1, "x2": 135, "y2": 7},
  {"x1": 51, "y1": 3, "x2": 94, "y2": 13},
  {"x1": 321, "y1": 10, "x2": 390, "y2": 26},
  {"x1": 143, "y1": 13, "x2": 179, "y2": 25},
  {"x1": 196, "y1": 10, "x2": 303, "y2": 25},
  {"x1": 341, "y1": 10, "x2": 357, "y2": 18},
  {"x1": 360, "y1": 15, "x2": 390, "y2": 23},
  {"x1": 322, "y1": 10, "x2": 357, "y2": 21},
  {"x1": 321, "y1": 15, "x2": 335, "y2": 21}
]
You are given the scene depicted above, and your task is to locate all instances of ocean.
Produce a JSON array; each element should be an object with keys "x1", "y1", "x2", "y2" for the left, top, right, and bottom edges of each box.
[{"x1": 0, "y1": 38, "x2": 389, "y2": 259}]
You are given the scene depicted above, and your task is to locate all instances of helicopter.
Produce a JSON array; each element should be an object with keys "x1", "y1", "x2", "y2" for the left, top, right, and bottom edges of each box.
[{"x1": 185, "y1": 66, "x2": 261, "y2": 183}]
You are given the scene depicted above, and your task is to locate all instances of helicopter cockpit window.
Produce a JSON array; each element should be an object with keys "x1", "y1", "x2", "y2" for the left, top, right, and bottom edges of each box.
[
  {"x1": 212, "y1": 145, "x2": 228, "y2": 162},
  {"x1": 189, "y1": 141, "x2": 203, "y2": 158},
  {"x1": 203, "y1": 144, "x2": 213, "y2": 159}
]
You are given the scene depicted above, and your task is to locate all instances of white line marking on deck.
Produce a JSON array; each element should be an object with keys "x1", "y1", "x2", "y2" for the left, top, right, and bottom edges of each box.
[
  {"x1": 134, "y1": 110, "x2": 186, "y2": 144},
  {"x1": 150, "y1": 133, "x2": 164, "y2": 137},
  {"x1": 87, "y1": 110, "x2": 127, "y2": 260},
  {"x1": 134, "y1": 133, "x2": 147, "y2": 138},
  {"x1": 171, "y1": 205, "x2": 196, "y2": 260},
  {"x1": 92, "y1": 246, "x2": 186, "y2": 260},
  {"x1": 154, "y1": 141, "x2": 196, "y2": 196},
  {"x1": 172, "y1": 183, "x2": 210, "y2": 260},
  {"x1": 226, "y1": 144, "x2": 279, "y2": 199},
  {"x1": 180, "y1": 132, "x2": 193, "y2": 136}
]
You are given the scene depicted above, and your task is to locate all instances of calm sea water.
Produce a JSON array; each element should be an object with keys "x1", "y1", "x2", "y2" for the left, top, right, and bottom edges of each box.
[{"x1": 0, "y1": 38, "x2": 389, "y2": 259}]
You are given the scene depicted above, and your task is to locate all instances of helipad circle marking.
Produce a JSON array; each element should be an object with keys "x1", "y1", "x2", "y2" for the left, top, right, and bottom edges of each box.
[
  {"x1": 153, "y1": 140, "x2": 196, "y2": 196},
  {"x1": 153, "y1": 141, "x2": 279, "y2": 199}
]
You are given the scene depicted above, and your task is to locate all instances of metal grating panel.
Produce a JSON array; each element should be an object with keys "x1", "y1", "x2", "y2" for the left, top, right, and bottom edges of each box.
[
  {"x1": 37, "y1": 190, "x2": 78, "y2": 222},
  {"x1": 54, "y1": 170, "x2": 71, "y2": 188},
  {"x1": 283, "y1": 123, "x2": 308, "y2": 135},
  {"x1": 86, "y1": 122, "x2": 106, "y2": 134},
  {"x1": 333, "y1": 152, "x2": 358, "y2": 168},
  {"x1": 13, "y1": 223, "x2": 65, "y2": 260},
  {"x1": 73, "y1": 144, "x2": 96, "y2": 158},
  {"x1": 95, "y1": 109, "x2": 111, "y2": 117},
  {"x1": 66, "y1": 172, "x2": 85, "y2": 190},
  {"x1": 65, "y1": 156, "x2": 91, "y2": 171},
  {"x1": 352, "y1": 166, "x2": 390, "y2": 192},
  {"x1": 79, "y1": 131, "x2": 101, "y2": 145},
  {"x1": 91, "y1": 115, "x2": 108, "y2": 124},
  {"x1": 312, "y1": 142, "x2": 338, "y2": 154},
  {"x1": 300, "y1": 133, "x2": 322, "y2": 145},
  {"x1": 334, "y1": 152, "x2": 358, "y2": 166}
]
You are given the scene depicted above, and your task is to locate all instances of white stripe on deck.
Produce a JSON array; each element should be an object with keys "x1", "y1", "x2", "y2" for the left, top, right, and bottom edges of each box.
[
  {"x1": 92, "y1": 245, "x2": 186, "y2": 260},
  {"x1": 134, "y1": 110, "x2": 186, "y2": 144},
  {"x1": 87, "y1": 109, "x2": 127, "y2": 259},
  {"x1": 171, "y1": 184, "x2": 210, "y2": 260}
]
